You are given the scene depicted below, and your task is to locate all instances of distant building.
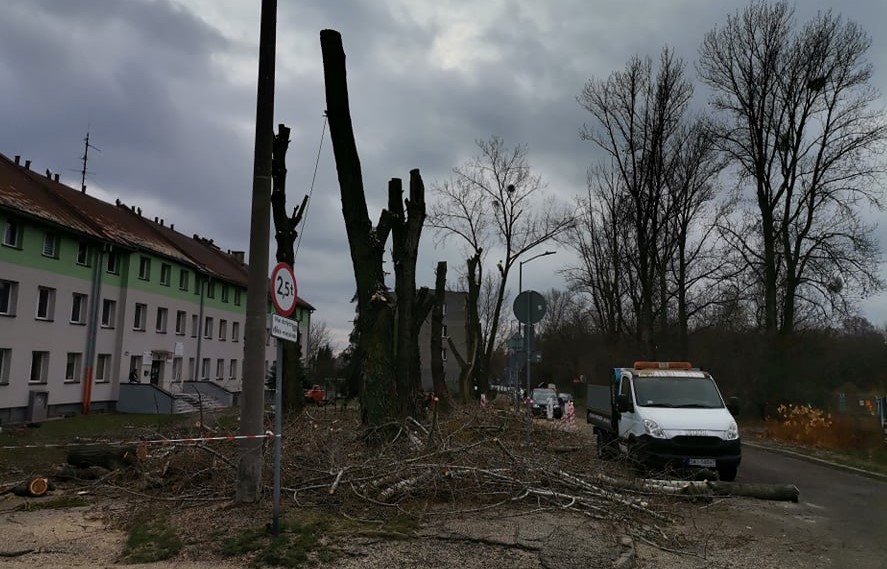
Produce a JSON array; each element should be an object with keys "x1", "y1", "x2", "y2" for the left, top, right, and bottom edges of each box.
[
  {"x1": 418, "y1": 290, "x2": 469, "y2": 395},
  {"x1": 0, "y1": 153, "x2": 312, "y2": 423}
]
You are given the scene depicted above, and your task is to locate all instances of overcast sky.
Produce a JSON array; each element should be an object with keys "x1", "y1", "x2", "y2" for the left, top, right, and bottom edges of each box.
[{"x1": 1, "y1": 0, "x2": 886, "y2": 349}]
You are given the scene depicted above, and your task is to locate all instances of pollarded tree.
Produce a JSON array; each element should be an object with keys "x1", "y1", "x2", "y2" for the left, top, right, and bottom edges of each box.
[
  {"x1": 429, "y1": 136, "x2": 573, "y2": 396},
  {"x1": 699, "y1": 2, "x2": 887, "y2": 335}
]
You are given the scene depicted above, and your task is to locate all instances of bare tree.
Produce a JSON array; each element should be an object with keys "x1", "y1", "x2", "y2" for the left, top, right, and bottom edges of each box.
[
  {"x1": 578, "y1": 48, "x2": 695, "y2": 357},
  {"x1": 429, "y1": 136, "x2": 573, "y2": 396},
  {"x1": 320, "y1": 29, "x2": 428, "y2": 427},
  {"x1": 699, "y1": 2, "x2": 887, "y2": 336},
  {"x1": 307, "y1": 320, "x2": 333, "y2": 365}
]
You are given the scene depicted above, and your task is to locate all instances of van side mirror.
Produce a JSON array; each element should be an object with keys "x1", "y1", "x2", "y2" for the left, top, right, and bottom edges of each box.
[
  {"x1": 615, "y1": 393, "x2": 633, "y2": 413},
  {"x1": 727, "y1": 396, "x2": 740, "y2": 417}
]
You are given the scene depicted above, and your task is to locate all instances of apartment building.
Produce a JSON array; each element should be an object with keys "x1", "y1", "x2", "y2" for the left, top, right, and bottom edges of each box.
[
  {"x1": 417, "y1": 290, "x2": 469, "y2": 395},
  {"x1": 0, "y1": 152, "x2": 312, "y2": 423}
]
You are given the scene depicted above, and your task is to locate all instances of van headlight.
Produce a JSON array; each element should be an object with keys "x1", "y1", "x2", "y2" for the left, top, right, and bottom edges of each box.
[
  {"x1": 643, "y1": 419, "x2": 666, "y2": 439},
  {"x1": 726, "y1": 421, "x2": 739, "y2": 440}
]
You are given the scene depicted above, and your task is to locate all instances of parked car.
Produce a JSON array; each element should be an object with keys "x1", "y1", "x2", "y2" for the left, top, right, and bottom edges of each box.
[{"x1": 530, "y1": 388, "x2": 563, "y2": 419}]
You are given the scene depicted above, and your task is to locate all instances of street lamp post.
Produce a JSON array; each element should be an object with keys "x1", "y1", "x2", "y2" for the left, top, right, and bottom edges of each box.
[{"x1": 519, "y1": 250, "x2": 555, "y2": 445}]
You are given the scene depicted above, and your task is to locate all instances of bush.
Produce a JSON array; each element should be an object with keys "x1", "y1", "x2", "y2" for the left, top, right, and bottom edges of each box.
[{"x1": 765, "y1": 403, "x2": 883, "y2": 451}]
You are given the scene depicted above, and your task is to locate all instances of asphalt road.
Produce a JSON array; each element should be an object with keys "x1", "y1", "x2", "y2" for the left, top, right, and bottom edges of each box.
[{"x1": 737, "y1": 443, "x2": 887, "y2": 564}]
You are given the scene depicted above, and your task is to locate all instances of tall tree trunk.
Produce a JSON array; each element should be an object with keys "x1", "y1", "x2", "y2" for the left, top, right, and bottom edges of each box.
[
  {"x1": 270, "y1": 123, "x2": 309, "y2": 414},
  {"x1": 430, "y1": 261, "x2": 451, "y2": 406},
  {"x1": 390, "y1": 172, "x2": 427, "y2": 418},
  {"x1": 321, "y1": 29, "x2": 396, "y2": 427}
]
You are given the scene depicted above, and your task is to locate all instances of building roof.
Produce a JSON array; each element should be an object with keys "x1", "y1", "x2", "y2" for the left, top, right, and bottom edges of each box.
[{"x1": 0, "y1": 152, "x2": 313, "y2": 310}]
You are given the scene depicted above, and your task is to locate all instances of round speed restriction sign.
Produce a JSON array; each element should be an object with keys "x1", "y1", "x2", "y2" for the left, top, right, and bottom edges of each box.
[{"x1": 270, "y1": 262, "x2": 297, "y2": 317}]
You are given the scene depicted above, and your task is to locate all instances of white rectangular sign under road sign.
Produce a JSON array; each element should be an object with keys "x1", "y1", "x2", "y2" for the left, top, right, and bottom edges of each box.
[{"x1": 271, "y1": 313, "x2": 298, "y2": 343}]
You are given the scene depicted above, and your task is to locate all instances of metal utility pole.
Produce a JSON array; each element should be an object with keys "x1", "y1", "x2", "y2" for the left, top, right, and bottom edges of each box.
[{"x1": 237, "y1": 0, "x2": 277, "y2": 504}]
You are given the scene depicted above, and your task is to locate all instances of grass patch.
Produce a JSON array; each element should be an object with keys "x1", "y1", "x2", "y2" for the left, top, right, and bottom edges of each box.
[
  {"x1": 219, "y1": 510, "x2": 417, "y2": 567},
  {"x1": 122, "y1": 517, "x2": 183, "y2": 563},
  {"x1": 0, "y1": 413, "x2": 191, "y2": 475},
  {"x1": 14, "y1": 495, "x2": 89, "y2": 511}
]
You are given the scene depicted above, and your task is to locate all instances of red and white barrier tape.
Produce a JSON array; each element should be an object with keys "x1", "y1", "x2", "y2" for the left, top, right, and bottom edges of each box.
[{"x1": 0, "y1": 431, "x2": 275, "y2": 450}]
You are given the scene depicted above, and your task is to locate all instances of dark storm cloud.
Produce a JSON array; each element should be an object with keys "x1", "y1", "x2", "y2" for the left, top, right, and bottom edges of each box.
[{"x1": 2, "y1": 0, "x2": 886, "y2": 346}]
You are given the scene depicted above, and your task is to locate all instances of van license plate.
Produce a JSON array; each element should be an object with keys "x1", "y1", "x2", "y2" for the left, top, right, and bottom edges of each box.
[{"x1": 687, "y1": 458, "x2": 716, "y2": 467}]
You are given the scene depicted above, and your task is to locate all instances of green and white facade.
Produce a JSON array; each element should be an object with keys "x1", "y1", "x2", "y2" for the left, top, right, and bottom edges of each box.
[{"x1": 0, "y1": 153, "x2": 311, "y2": 423}]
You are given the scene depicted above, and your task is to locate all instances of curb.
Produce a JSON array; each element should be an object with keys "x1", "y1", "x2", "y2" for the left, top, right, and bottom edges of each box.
[
  {"x1": 613, "y1": 535, "x2": 635, "y2": 569},
  {"x1": 743, "y1": 440, "x2": 887, "y2": 483}
]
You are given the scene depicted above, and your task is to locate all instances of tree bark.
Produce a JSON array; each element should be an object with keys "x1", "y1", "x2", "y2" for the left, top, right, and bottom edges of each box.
[
  {"x1": 321, "y1": 29, "x2": 396, "y2": 427},
  {"x1": 66, "y1": 445, "x2": 145, "y2": 470},
  {"x1": 430, "y1": 261, "x2": 451, "y2": 405},
  {"x1": 270, "y1": 123, "x2": 310, "y2": 414}
]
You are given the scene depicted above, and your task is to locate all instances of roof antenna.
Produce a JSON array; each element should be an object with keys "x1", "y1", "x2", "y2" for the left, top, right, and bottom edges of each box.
[{"x1": 77, "y1": 130, "x2": 101, "y2": 193}]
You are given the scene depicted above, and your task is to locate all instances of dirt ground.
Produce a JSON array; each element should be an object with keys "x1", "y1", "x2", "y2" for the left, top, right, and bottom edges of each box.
[
  {"x1": 1, "y1": 415, "x2": 869, "y2": 569},
  {"x1": 0, "y1": 489, "x2": 850, "y2": 569}
]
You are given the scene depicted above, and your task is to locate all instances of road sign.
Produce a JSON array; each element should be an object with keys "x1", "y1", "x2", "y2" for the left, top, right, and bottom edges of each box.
[
  {"x1": 270, "y1": 262, "x2": 297, "y2": 317},
  {"x1": 513, "y1": 290, "x2": 547, "y2": 324},
  {"x1": 270, "y1": 313, "x2": 298, "y2": 343}
]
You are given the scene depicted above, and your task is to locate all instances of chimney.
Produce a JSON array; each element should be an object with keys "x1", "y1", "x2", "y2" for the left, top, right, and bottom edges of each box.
[
  {"x1": 170, "y1": 223, "x2": 174, "y2": 230},
  {"x1": 231, "y1": 251, "x2": 245, "y2": 263},
  {"x1": 160, "y1": 219, "x2": 164, "y2": 226},
  {"x1": 14, "y1": 155, "x2": 20, "y2": 165},
  {"x1": 154, "y1": 216, "x2": 158, "y2": 223},
  {"x1": 54, "y1": 174, "x2": 59, "y2": 182},
  {"x1": 131, "y1": 205, "x2": 136, "y2": 212},
  {"x1": 137, "y1": 207, "x2": 142, "y2": 216},
  {"x1": 115, "y1": 198, "x2": 121, "y2": 206},
  {"x1": 45, "y1": 169, "x2": 51, "y2": 178},
  {"x1": 24, "y1": 160, "x2": 31, "y2": 170}
]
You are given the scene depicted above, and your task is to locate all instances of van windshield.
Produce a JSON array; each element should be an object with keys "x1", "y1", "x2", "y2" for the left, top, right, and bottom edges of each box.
[{"x1": 632, "y1": 376, "x2": 724, "y2": 409}]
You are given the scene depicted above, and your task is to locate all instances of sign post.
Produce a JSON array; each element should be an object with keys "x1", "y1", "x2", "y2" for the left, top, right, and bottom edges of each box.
[{"x1": 269, "y1": 262, "x2": 296, "y2": 534}]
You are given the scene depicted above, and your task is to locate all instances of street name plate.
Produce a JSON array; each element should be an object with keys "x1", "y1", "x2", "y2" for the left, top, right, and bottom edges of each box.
[{"x1": 271, "y1": 313, "x2": 298, "y2": 343}]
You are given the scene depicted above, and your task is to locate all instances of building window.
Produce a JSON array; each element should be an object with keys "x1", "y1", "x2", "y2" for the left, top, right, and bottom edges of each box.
[
  {"x1": 207, "y1": 281, "x2": 215, "y2": 299},
  {"x1": 194, "y1": 276, "x2": 202, "y2": 295},
  {"x1": 70, "y1": 293, "x2": 87, "y2": 324},
  {"x1": 179, "y1": 269, "x2": 189, "y2": 291},
  {"x1": 172, "y1": 357, "x2": 183, "y2": 382},
  {"x1": 229, "y1": 359, "x2": 237, "y2": 379},
  {"x1": 442, "y1": 324, "x2": 448, "y2": 337},
  {"x1": 2, "y1": 219, "x2": 22, "y2": 248},
  {"x1": 42, "y1": 233, "x2": 59, "y2": 258},
  {"x1": 30, "y1": 351, "x2": 49, "y2": 383},
  {"x1": 160, "y1": 263, "x2": 171, "y2": 286},
  {"x1": 106, "y1": 252, "x2": 120, "y2": 274},
  {"x1": 0, "y1": 280, "x2": 18, "y2": 315},
  {"x1": 95, "y1": 354, "x2": 111, "y2": 383},
  {"x1": 234, "y1": 289, "x2": 242, "y2": 306},
  {"x1": 232, "y1": 321, "x2": 240, "y2": 342},
  {"x1": 442, "y1": 303, "x2": 447, "y2": 316},
  {"x1": 133, "y1": 303, "x2": 147, "y2": 331},
  {"x1": 221, "y1": 285, "x2": 229, "y2": 303},
  {"x1": 101, "y1": 299, "x2": 116, "y2": 328},
  {"x1": 191, "y1": 315, "x2": 198, "y2": 338},
  {"x1": 36, "y1": 286, "x2": 55, "y2": 320},
  {"x1": 0, "y1": 348, "x2": 10, "y2": 385},
  {"x1": 65, "y1": 352, "x2": 83, "y2": 383},
  {"x1": 156, "y1": 307, "x2": 168, "y2": 333},
  {"x1": 219, "y1": 319, "x2": 227, "y2": 341},
  {"x1": 216, "y1": 358, "x2": 224, "y2": 379},
  {"x1": 442, "y1": 348, "x2": 448, "y2": 361},
  {"x1": 201, "y1": 358, "x2": 210, "y2": 380},
  {"x1": 76, "y1": 242, "x2": 90, "y2": 266},
  {"x1": 204, "y1": 317, "x2": 214, "y2": 339},
  {"x1": 188, "y1": 358, "x2": 195, "y2": 382},
  {"x1": 175, "y1": 310, "x2": 187, "y2": 335},
  {"x1": 138, "y1": 256, "x2": 151, "y2": 280}
]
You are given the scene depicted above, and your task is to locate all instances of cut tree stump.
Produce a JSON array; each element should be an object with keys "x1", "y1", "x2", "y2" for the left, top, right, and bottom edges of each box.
[
  {"x1": 66, "y1": 444, "x2": 146, "y2": 471},
  {"x1": 12, "y1": 477, "x2": 49, "y2": 497}
]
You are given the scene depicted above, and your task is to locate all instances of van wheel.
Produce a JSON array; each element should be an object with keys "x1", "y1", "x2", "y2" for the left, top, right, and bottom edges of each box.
[{"x1": 717, "y1": 466, "x2": 737, "y2": 482}]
